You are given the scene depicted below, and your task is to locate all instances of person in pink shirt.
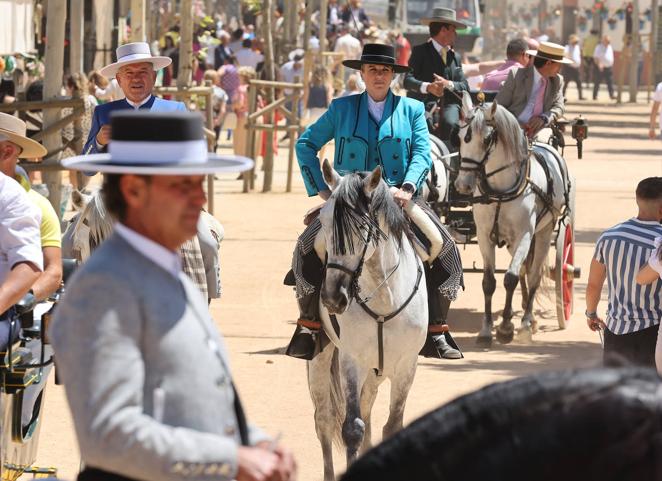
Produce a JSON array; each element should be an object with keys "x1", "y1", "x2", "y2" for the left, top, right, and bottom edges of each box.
[{"x1": 481, "y1": 38, "x2": 530, "y2": 92}]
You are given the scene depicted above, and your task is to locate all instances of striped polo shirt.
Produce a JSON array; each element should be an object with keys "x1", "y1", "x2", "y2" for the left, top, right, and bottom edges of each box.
[{"x1": 594, "y1": 218, "x2": 662, "y2": 334}]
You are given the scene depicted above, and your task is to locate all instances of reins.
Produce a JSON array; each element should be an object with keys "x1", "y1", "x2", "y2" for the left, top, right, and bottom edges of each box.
[{"x1": 326, "y1": 218, "x2": 423, "y2": 376}]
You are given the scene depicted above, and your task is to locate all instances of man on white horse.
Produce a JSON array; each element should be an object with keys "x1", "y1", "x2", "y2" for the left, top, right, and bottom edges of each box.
[
  {"x1": 495, "y1": 41, "x2": 570, "y2": 139},
  {"x1": 285, "y1": 44, "x2": 464, "y2": 361}
]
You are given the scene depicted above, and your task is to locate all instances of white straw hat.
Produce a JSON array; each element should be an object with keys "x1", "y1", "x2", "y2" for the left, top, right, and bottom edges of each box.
[{"x1": 99, "y1": 42, "x2": 172, "y2": 78}]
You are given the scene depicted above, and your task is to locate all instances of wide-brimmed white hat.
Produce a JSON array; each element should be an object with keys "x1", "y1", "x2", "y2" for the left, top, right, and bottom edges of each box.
[
  {"x1": 0, "y1": 112, "x2": 47, "y2": 158},
  {"x1": 62, "y1": 111, "x2": 253, "y2": 175},
  {"x1": 99, "y1": 42, "x2": 172, "y2": 78},
  {"x1": 288, "y1": 49, "x2": 305, "y2": 62},
  {"x1": 527, "y1": 41, "x2": 574, "y2": 64},
  {"x1": 420, "y1": 7, "x2": 468, "y2": 28}
]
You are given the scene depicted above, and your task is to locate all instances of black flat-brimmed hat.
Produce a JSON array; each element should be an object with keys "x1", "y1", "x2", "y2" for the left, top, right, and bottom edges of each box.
[
  {"x1": 62, "y1": 111, "x2": 253, "y2": 175},
  {"x1": 342, "y1": 43, "x2": 411, "y2": 74}
]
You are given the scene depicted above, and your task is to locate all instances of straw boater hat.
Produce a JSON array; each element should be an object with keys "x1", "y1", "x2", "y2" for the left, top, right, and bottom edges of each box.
[
  {"x1": 342, "y1": 43, "x2": 411, "y2": 74},
  {"x1": 62, "y1": 111, "x2": 253, "y2": 175},
  {"x1": 527, "y1": 41, "x2": 574, "y2": 64},
  {"x1": 99, "y1": 42, "x2": 172, "y2": 79},
  {"x1": 420, "y1": 7, "x2": 468, "y2": 28},
  {"x1": 0, "y1": 113, "x2": 47, "y2": 158}
]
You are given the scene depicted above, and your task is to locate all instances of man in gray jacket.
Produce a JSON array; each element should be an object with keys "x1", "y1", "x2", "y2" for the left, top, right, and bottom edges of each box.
[{"x1": 50, "y1": 111, "x2": 296, "y2": 481}]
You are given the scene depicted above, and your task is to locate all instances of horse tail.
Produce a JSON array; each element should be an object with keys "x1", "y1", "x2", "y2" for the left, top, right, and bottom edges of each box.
[{"x1": 329, "y1": 347, "x2": 345, "y2": 448}]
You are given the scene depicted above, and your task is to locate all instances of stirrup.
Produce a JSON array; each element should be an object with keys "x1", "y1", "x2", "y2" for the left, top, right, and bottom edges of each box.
[{"x1": 285, "y1": 319, "x2": 321, "y2": 360}]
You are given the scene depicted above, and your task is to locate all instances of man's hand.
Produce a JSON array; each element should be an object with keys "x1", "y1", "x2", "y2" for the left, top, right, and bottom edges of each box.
[
  {"x1": 524, "y1": 116, "x2": 546, "y2": 138},
  {"x1": 238, "y1": 444, "x2": 297, "y2": 481},
  {"x1": 649, "y1": 126, "x2": 657, "y2": 140},
  {"x1": 96, "y1": 125, "x2": 111, "y2": 146},
  {"x1": 586, "y1": 315, "x2": 606, "y2": 332}
]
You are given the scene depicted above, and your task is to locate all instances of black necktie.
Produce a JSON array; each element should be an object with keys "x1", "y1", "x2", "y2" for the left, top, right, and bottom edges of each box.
[{"x1": 231, "y1": 382, "x2": 250, "y2": 445}]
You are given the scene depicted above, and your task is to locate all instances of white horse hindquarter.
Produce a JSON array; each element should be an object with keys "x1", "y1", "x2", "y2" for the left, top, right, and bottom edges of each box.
[{"x1": 529, "y1": 143, "x2": 567, "y2": 230}]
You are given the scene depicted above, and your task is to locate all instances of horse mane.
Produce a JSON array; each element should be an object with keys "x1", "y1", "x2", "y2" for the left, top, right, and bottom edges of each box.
[
  {"x1": 73, "y1": 190, "x2": 114, "y2": 253},
  {"x1": 331, "y1": 172, "x2": 408, "y2": 255},
  {"x1": 474, "y1": 103, "x2": 529, "y2": 166}
]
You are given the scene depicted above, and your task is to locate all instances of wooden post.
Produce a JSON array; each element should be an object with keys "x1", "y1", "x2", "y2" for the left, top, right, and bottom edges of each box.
[
  {"x1": 131, "y1": 0, "x2": 146, "y2": 41},
  {"x1": 285, "y1": 90, "x2": 299, "y2": 193},
  {"x1": 319, "y1": 0, "x2": 328, "y2": 52},
  {"x1": 43, "y1": 0, "x2": 67, "y2": 215},
  {"x1": 243, "y1": 83, "x2": 258, "y2": 193},
  {"x1": 629, "y1": 0, "x2": 640, "y2": 102},
  {"x1": 303, "y1": 0, "x2": 313, "y2": 51},
  {"x1": 70, "y1": 0, "x2": 85, "y2": 74},
  {"x1": 177, "y1": 0, "x2": 193, "y2": 89},
  {"x1": 262, "y1": 0, "x2": 276, "y2": 193}
]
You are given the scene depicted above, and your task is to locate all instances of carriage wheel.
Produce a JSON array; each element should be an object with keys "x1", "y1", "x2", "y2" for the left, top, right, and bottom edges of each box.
[{"x1": 555, "y1": 221, "x2": 578, "y2": 329}]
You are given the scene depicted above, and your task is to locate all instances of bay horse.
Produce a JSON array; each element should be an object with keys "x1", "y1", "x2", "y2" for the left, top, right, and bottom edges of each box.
[
  {"x1": 454, "y1": 92, "x2": 567, "y2": 346},
  {"x1": 309, "y1": 160, "x2": 428, "y2": 481}
]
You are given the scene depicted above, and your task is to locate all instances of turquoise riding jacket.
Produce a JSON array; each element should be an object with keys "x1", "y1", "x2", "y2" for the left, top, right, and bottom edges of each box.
[{"x1": 296, "y1": 91, "x2": 432, "y2": 197}]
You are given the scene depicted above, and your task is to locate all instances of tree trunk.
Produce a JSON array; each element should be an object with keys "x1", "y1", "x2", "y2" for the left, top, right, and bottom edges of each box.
[
  {"x1": 43, "y1": 0, "x2": 67, "y2": 216},
  {"x1": 262, "y1": 0, "x2": 275, "y2": 192},
  {"x1": 319, "y1": 0, "x2": 328, "y2": 52},
  {"x1": 70, "y1": 0, "x2": 84, "y2": 74},
  {"x1": 131, "y1": 0, "x2": 146, "y2": 41},
  {"x1": 629, "y1": 0, "x2": 640, "y2": 102},
  {"x1": 177, "y1": 0, "x2": 193, "y2": 89},
  {"x1": 303, "y1": 0, "x2": 313, "y2": 51}
]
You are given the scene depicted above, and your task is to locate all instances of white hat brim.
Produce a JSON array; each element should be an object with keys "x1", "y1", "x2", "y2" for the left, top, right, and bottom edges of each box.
[
  {"x1": 526, "y1": 49, "x2": 574, "y2": 64},
  {"x1": 99, "y1": 56, "x2": 172, "y2": 78},
  {"x1": 62, "y1": 153, "x2": 254, "y2": 175},
  {"x1": 0, "y1": 129, "x2": 47, "y2": 158}
]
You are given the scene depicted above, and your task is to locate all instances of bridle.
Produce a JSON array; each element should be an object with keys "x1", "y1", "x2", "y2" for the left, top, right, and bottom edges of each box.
[{"x1": 325, "y1": 214, "x2": 423, "y2": 376}]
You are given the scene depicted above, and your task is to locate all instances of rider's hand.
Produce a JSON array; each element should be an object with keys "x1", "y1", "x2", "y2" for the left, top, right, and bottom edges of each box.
[
  {"x1": 427, "y1": 78, "x2": 445, "y2": 97},
  {"x1": 393, "y1": 188, "x2": 413, "y2": 208},
  {"x1": 524, "y1": 117, "x2": 545, "y2": 138},
  {"x1": 96, "y1": 125, "x2": 111, "y2": 146},
  {"x1": 649, "y1": 127, "x2": 657, "y2": 140},
  {"x1": 237, "y1": 446, "x2": 281, "y2": 481}
]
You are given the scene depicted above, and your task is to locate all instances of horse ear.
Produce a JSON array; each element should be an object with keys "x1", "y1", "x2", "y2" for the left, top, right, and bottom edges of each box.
[
  {"x1": 364, "y1": 166, "x2": 382, "y2": 194},
  {"x1": 490, "y1": 100, "x2": 498, "y2": 117},
  {"x1": 461, "y1": 91, "x2": 473, "y2": 118},
  {"x1": 322, "y1": 158, "x2": 341, "y2": 190},
  {"x1": 71, "y1": 189, "x2": 91, "y2": 211}
]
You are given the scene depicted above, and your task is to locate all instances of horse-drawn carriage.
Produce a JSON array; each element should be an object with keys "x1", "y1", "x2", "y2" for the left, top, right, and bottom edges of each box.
[
  {"x1": 0, "y1": 259, "x2": 76, "y2": 480},
  {"x1": 426, "y1": 91, "x2": 587, "y2": 339}
]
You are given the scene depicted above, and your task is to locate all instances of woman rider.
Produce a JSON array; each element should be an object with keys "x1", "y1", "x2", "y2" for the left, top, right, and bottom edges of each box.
[{"x1": 285, "y1": 43, "x2": 463, "y2": 360}]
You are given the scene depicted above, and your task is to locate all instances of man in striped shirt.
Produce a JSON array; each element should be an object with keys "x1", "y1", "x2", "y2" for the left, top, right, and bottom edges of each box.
[{"x1": 586, "y1": 177, "x2": 662, "y2": 367}]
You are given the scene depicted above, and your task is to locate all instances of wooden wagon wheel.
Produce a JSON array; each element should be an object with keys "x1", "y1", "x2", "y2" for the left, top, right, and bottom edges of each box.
[{"x1": 554, "y1": 219, "x2": 580, "y2": 329}]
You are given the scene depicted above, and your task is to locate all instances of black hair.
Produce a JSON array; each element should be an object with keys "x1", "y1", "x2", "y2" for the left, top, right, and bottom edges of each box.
[
  {"x1": 242, "y1": 38, "x2": 252, "y2": 48},
  {"x1": 429, "y1": 22, "x2": 452, "y2": 37},
  {"x1": 636, "y1": 177, "x2": 662, "y2": 200},
  {"x1": 102, "y1": 174, "x2": 151, "y2": 221},
  {"x1": 231, "y1": 28, "x2": 244, "y2": 40},
  {"x1": 506, "y1": 38, "x2": 528, "y2": 60},
  {"x1": 533, "y1": 56, "x2": 549, "y2": 69},
  {"x1": 341, "y1": 367, "x2": 662, "y2": 481}
]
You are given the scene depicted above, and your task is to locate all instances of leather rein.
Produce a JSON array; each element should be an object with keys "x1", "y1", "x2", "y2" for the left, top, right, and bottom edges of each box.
[{"x1": 326, "y1": 221, "x2": 423, "y2": 376}]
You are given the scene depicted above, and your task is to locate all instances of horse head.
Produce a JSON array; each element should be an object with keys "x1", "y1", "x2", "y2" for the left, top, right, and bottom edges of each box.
[
  {"x1": 62, "y1": 189, "x2": 115, "y2": 262},
  {"x1": 318, "y1": 160, "x2": 397, "y2": 315}
]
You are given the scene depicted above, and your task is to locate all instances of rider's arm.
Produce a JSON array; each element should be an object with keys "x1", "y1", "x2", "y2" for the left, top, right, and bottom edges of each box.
[
  {"x1": 296, "y1": 100, "x2": 338, "y2": 197},
  {"x1": 403, "y1": 101, "x2": 432, "y2": 192},
  {"x1": 0, "y1": 180, "x2": 43, "y2": 313},
  {"x1": 29, "y1": 190, "x2": 62, "y2": 301},
  {"x1": 403, "y1": 47, "x2": 425, "y2": 94},
  {"x1": 494, "y1": 68, "x2": 516, "y2": 109}
]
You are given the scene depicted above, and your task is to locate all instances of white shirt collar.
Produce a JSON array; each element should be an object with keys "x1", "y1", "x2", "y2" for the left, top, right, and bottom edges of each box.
[
  {"x1": 115, "y1": 222, "x2": 182, "y2": 278},
  {"x1": 125, "y1": 95, "x2": 153, "y2": 109},
  {"x1": 431, "y1": 38, "x2": 451, "y2": 53},
  {"x1": 367, "y1": 94, "x2": 386, "y2": 123}
]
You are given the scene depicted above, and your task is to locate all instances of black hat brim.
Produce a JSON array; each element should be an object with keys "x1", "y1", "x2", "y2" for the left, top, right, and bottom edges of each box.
[{"x1": 342, "y1": 59, "x2": 411, "y2": 73}]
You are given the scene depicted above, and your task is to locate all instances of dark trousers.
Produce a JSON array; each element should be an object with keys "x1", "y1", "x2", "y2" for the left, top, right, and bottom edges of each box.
[
  {"x1": 592, "y1": 66, "x2": 614, "y2": 99},
  {"x1": 603, "y1": 324, "x2": 658, "y2": 368},
  {"x1": 562, "y1": 66, "x2": 583, "y2": 99},
  {"x1": 435, "y1": 103, "x2": 461, "y2": 145},
  {"x1": 581, "y1": 56, "x2": 594, "y2": 86},
  {"x1": 78, "y1": 468, "x2": 137, "y2": 481}
]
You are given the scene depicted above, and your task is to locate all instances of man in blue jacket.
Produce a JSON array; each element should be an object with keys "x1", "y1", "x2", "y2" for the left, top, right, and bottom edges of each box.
[
  {"x1": 83, "y1": 42, "x2": 186, "y2": 155},
  {"x1": 286, "y1": 44, "x2": 464, "y2": 361}
]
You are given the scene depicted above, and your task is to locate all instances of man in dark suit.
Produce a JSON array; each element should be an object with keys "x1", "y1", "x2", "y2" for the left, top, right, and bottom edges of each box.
[{"x1": 403, "y1": 7, "x2": 469, "y2": 144}]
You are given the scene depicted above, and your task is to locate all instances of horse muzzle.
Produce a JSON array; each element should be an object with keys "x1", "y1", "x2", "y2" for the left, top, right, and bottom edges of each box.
[
  {"x1": 321, "y1": 279, "x2": 350, "y2": 315},
  {"x1": 454, "y1": 172, "x2": 476, "y2": 195}
]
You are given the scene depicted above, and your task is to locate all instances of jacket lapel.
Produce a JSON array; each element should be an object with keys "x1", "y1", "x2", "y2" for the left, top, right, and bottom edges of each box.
[
  {"x1": 378, "y1": 91, "x2": 395, "y2": 139},
  {"x1": 352, "y1": 92, "x2": 370, "y2": 145}
]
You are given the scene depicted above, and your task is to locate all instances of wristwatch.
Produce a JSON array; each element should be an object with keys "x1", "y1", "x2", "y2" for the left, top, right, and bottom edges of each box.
[
  {"x1": 401, "y1": 183, "x2": 416, "y2": 194},
  {"x1": 585, "y1": 309, "x2": 598, "y2": 319}
]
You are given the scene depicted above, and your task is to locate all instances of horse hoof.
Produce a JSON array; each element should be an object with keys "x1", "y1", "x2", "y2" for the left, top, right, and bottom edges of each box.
[
  {"x1": 496, "y1": 326, "x2": 514, "y2": 344},
  {"x1": 476, "y1": 335, "x2": 492, "y2": 348},
  {"x1": 516, "y1": 327, "x2": 533, "y2": 344}
]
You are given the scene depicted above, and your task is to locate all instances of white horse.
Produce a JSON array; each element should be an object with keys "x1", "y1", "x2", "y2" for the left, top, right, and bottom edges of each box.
[
  {"x1": 309, "y1": 160, "x2": 428, "y2": 481},
  {"x1": 454, "y1": 92, "x2": 567, "y2": 345},
  {"x1": 62, "y1": 189, "x2": 223, "y2": 300}
]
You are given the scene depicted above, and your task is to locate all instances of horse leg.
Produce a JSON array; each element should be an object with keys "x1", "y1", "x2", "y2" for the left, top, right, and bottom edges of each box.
[
  {"x1": 519, "y1": 224, "x2": 555, "y2": 342},
  {"x1": 520, "y1": 265, "x2": 529, "y2": 311},
  {"x1": 477, "y1": 240, "x2": 496, "y2": 347},
  {"x1": 340, "y1": 352, "x2": 367, "y2": 466},
  {"x1": 382, "y1": 355, "x2": 418, "y2": 439},
  {"x1": 496, "y1": 230, "x2": 532, "y2": 344},
  {"x1": 308, "y1": 343, "x2": 339, "y2": 481},
  {"x1": 358, "y1": 370, "x2": 381, "y2": 455}
]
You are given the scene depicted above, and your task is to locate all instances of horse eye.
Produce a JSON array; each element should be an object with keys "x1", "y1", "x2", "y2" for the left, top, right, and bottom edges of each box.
[{"x1": 464, "y1": 126, "x2": 472, "y2": 144}]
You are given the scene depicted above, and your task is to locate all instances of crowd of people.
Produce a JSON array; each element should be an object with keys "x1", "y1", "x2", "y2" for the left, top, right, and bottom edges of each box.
[{"x1": 0, "y1": 2, "x2": 660, "y2": 481}]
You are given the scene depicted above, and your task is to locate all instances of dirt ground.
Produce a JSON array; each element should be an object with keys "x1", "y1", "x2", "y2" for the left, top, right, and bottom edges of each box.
[{"x1": 31, "y1": 88, "x2": 662, "y2": 480}]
